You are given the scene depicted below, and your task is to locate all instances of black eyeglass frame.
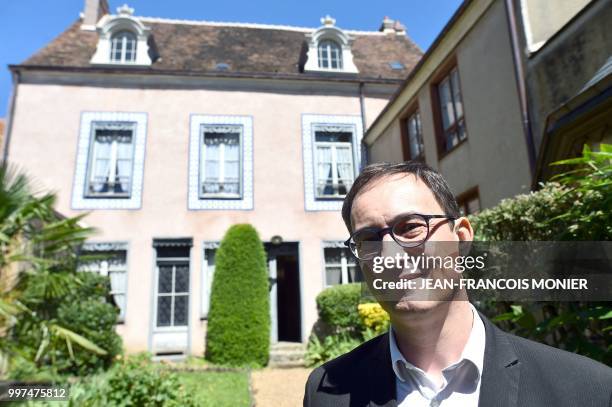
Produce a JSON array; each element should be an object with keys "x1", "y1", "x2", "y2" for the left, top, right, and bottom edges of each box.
[{"x1": 343, "y1": 213, "x2": 457, "y2": 260}]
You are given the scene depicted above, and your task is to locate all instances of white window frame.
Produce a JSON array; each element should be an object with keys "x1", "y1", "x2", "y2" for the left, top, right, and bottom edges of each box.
[
  {"x1": 72, "y1": 112, "x2": 147, "y2": 210},
  {"x1": 188, "y1": 115, "x2": 253, "y2": 210},
  {"x1": 155, "y1": 260, "x2": 190, "y2": 328},
  {"x1": 317, "y1": 39, "x2": 343, "y2": 70},
  {"x1": 322, "y1": 241, "x2": 360, "y2": 287},
  {"x1": 314, "y1": 133, "x2": 355, "y2": 199},
  {"x1": 302, "y1": 114, "x2": 363, "y2": 211},
  {"x1": 84, "y1": 121, "x2": 136, "y2": 198},
  {"x1": 110, "y1": 31, "x2": 137, "y2": 63},
  {"x1": 199, "y1": 125, "x2": 243, "y2": 199},
  {"x1": 78, "y1": 242, "x2": 129, "y2": 323}
]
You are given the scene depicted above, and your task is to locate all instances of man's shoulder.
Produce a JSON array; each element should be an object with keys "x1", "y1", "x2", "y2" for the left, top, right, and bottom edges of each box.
[
  {"x1": 306, "y1": 332, "x2": 387, "y2": 390},
  {"x1": 501, "y1": 328, "x2": 612, "y2": 387}
]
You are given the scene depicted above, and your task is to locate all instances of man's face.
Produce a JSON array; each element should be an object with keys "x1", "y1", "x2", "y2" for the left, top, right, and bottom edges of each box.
[{"x1": 350, "y1": 173, "x2": 472, "y2": 316}]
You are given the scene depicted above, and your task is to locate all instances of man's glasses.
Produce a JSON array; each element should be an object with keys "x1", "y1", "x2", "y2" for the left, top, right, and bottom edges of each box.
[{"x1": 344, "y1": 213, "x2": 457, "y2": 260}]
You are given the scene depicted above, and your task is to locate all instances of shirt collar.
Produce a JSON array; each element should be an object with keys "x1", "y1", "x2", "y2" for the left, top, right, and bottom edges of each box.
[{"x1": 388, "y1": 303, "x2": 486, "y2": 385}]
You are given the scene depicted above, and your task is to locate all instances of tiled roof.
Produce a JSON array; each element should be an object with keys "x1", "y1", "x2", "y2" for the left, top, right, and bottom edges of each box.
[{"x1": 18, "y1": 18, "x2": 422, "y2": 81}]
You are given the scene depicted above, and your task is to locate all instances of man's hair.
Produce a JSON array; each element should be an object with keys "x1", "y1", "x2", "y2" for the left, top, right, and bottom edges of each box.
[{"x1": 341, "y1": 161, "x2": 461, "y2": 232}]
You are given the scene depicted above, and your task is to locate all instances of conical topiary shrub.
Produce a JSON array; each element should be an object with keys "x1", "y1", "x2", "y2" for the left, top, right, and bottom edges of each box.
[{"x1": 205, "y1": 224, "x2": 270, "y2": 366}]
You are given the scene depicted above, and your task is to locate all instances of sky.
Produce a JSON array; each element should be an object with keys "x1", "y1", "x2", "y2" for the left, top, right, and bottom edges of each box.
[{"x1": 0, "y1": 0, "x2": 463, "y2": 116}]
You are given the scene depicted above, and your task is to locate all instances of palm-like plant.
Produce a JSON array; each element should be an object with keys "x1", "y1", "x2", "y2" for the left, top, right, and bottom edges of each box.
[{"x1": 0, "y1": 162, "x2": 107, "y2": 378}]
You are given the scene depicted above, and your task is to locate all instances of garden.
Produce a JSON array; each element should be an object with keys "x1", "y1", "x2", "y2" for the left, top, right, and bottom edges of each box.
[{"x1": 0, "y1": 143, "x2": 609, "y2": 405}]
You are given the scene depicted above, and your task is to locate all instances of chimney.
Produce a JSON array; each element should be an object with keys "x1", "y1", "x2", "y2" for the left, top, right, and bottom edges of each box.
[
  {"x1": 82, "y1": 0, "x2": 109, "y2": 29},
  {"x1": 379, "y1": 16, "x2": 406, "y2": 36}
]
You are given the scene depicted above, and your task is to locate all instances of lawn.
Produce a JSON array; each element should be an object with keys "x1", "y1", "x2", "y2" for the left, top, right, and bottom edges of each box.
[{"x1": 175, "y1": 370, "x2": 251, "y2": 406}]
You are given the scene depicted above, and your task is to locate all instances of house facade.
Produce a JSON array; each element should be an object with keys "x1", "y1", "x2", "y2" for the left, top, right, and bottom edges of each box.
[
  {"x1": 2, "y1": 1, "x2": 421, "y2": 355},
  {"x1": 363, "y1": 0, "x2": 610, "y2": 213}
]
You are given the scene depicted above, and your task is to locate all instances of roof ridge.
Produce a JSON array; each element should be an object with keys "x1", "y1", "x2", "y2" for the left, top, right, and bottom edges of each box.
[{"x1": 137, "y1": 16, "x2": 388, "y2": 36}]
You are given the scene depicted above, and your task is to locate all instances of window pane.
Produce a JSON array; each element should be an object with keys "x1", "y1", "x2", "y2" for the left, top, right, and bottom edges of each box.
[
  {"x1": 324, "y1": 248, "x2": 342, "y2": 265},
  {"x1": 318, "y1": 40, "x2": 342, "y2": 69},
  {"x1": 335, "y1": 146, "x2": 354, "y2": 195},
  {"x1": 158, "y1": 265, "x2": 173, "y2": 293},
  {"x1": 450, "y1": 69, "x2": 464, "y2": 119},
  {"x1": 202, "y1": 131, "x2": 241, "y2": 196},
  {"x1": 438, "y1": 78, "x2": 455, "y2": 131},
  {"x1": 407, "y1": 112, "x2": 424, "y2": 159},
  {"x1": 157, "y1": 296, "x2": 172, "y2": 327},
  {"x1": 316, "y1": 146, "x2": 333, "y2": 196},
  {"x1": 326, "y1": 266, "x2": 342, "y2": 285},
  {"x1": 315, "y1": 131, "x2": 351, "y2": 143},
  {"x1": 446, "y1": 129, "x2": 459, "y2": 150},
  {"x1": 467, "y1": 197, "x2": 480, "y2": 215},
  {"x1": 173, "y1": 295, "x2": 188, "y2": 326},
  {"x1": 174, "y1": 264, "x2": 190, "y2": 293}
]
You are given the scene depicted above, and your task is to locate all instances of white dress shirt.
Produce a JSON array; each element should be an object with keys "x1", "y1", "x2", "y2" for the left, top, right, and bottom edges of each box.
[{"x1": 389, "y1": 304, "x2": 486, "y2": 407}]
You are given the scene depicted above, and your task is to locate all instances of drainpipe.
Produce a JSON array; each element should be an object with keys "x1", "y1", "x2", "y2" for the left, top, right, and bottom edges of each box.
[
  {"x1": 505, "y1": 0, "x2": 537, "y2": 183},
  {"x1": 358, "y1": 82, "x2": 369, "y2": 168},
  {"x1": 2, "y1": 69, "x2": 20, "y2": 163}
]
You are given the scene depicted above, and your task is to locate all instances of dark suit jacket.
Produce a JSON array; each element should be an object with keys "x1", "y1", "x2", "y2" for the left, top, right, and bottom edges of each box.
[{"x1": 304, "y1": 315, "x2": 612, "y2": 406}]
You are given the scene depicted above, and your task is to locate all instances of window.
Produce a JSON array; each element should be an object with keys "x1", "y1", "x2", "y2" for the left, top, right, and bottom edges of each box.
[
  {"x1": 78, "y1": 243, "x2": 128, "y2": 321},
  {"x1": 156, "y1": 262, "x2": 189, "y2": 327},
  {"x1": 457, "y1": 187, "x2": 480, "y2": 216},
  {"x1": 302, "y1": 115, "x2": 362, "y2": 211},
  {"x1": 110, "y1": 31, "x2": 137, "y2": 63},
  {"x1": 389, "y1": 61, "x2": 405, "y2": 70},
  {"x1": 200, "y1": 125, "x2": 242, "y2": 199},
  {"x1": 405, "y1": 110, "x2": 424, "y2": 160},
  {"x1": 188, "y1": 115, "x2": 253, "y2": 210},
  {"x1": 314, "y1": 130, "x2": 355, "y2": 198},
  {"x1": 72, "y1": 112, "x2": 146, "y2": 210},
  {"x1": 436, "y1": 66, "x2": 467, "y2": 152},
  {"x1": 324, "y1": 246, "x2": 362, "y2": 286},
  {"x1": 85, "y1": 122, "x2": 135, "y2": 198},
  {"x1": 318, "y1": 40, "x2": 343, "y2": 70}
]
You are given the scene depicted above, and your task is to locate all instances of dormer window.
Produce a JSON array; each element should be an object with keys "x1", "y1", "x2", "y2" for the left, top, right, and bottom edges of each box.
[
  {"x1": 304, "y1": 16, "x2": 358, "y2": 74},
  {"x1": 318, "y1": 40, "x2": 343, "y2": 70},
  {"x1": 110, "y1": 31, "x2": 137, "y2": 63},
  {"x1": 90, "y1": 4, "x2": 153, "y2": 66}
]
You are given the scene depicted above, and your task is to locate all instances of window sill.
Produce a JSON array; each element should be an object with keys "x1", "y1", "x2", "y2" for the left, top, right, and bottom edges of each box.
[
  {"x1": 84, "y1": 194, "x2": 132, "y2": 199},
  {"x1": 199, "y1": 195, "x2": 243, "y2": 200},
  {"x1": 437, "y1": 137, "x2": 468, "y2": 161}
]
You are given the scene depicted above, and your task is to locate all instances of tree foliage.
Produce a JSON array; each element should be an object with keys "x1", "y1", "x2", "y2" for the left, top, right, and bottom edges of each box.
[
  {"x1": 0, "y1": 163, "x2": 117, "y2": 379},
  {"x1": 205, "y1": 224, "x2": 270, "y2": 366},
  {"x1": 470, "y1": 144, "x2": 612, "y2": 365}
]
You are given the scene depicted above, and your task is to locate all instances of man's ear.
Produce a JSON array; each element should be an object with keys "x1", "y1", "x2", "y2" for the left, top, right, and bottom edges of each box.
[{"x1": 454, "y1": 216, "x2": 474, "y2": 242}]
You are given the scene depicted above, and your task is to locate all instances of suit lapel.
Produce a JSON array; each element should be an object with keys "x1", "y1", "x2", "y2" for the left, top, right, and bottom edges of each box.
[
  {"x1": 368, "y1": 332, "x2": 398, "y2": 407},
  {"x1": 478, "y1": 314, "x2": 520, "y2": 407}
]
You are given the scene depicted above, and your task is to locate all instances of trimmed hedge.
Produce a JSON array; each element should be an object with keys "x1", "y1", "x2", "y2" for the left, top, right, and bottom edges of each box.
[
  {"x1": 205, "y1": 224, "x2": 270, "y2": 366},
  {"x1": 316, "y1": 283, "x2": 363, "y2": 333}
]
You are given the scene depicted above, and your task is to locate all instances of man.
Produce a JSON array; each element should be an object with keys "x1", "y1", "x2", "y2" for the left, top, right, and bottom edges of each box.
[{"x1": 304, "y1": 162, "x2": 612, "y2": 407}]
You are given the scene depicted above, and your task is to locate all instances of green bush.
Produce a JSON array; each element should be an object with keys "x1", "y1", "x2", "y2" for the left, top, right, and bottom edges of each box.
[
  {"x1": 316, "y1": 283, "x2": 364, "y2": 333},
  {"x1": 470, "y1": 144, "x2": 612, "y2": 365},
  {"x1": 305, "y1": 332, "x2": 363, "y2": 367},
  {"x1": 205, "y1": 224, "x2": 270, "y2": 366},
  {"x1": 9, "y1": 272, "x2": 122, "y2": 378},
  {"x1": 68, "y1": 353, "x2": 195, "y2": 406},
  {"x1": 55, "y1": 273, "x2": 123, "y2": 376}
]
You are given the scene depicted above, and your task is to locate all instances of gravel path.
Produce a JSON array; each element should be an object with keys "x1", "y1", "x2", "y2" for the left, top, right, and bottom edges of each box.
[{"x1": 251, "y1": 367, "x2": 311, "y2": 406}]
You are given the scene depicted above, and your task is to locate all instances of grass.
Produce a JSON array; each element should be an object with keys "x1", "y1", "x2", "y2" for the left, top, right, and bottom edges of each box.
[{"x1": 175, "y1": 370, "x2": 251, "y2": 406}]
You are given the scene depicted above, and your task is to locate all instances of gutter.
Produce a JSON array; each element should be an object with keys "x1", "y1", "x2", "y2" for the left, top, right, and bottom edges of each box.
[
  {"x1": 2, "y1": 70, "x2": 20, "y2": 163},
  {"x1": 9, "y1": 64, "x2": 405, "y2": 86},
  {"x1": 358, "y1": 82, "x2": 369, "y2": 168},
  {"x1": 505, "y1": 0, "x2": 537, "y2": 180}
]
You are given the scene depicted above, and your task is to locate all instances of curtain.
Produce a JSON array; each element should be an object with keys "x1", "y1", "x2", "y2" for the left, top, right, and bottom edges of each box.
[
  {"x1": 335, "y1": 146, "x2": 354, "y2": 190},
  {"x1": 109, "y1": 270, "x2": 127, "y2": 319},
  {"x1": 116, "y1": 139, "x2": 133, "y2": 192},
  {"x1": 316, "y1": 146, "x2": 333, "y2": 195},
  {"x1": 203, "y1": 140, "x2": 220, "y2": 193},
  {"x1": 92, "y1": 138, "x2": 112, "y2": 192},
  {"x1": 224, "y1": 141, "x2": 240, "y2": 194}
]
